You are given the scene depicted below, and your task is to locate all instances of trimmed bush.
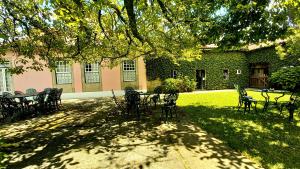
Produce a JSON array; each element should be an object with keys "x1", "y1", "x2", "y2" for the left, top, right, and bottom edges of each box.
[
  {"x1": 270, "y1": 66, "x2": 300, "y2": 92},
  {"x1": 163, "y1": 76, "x2": 196, "y2": 92}
]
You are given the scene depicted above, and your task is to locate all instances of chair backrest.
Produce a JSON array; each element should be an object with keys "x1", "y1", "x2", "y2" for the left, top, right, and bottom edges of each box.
[
  {"x1": 111, "y1": 89, "x2": 125, "y2": 111},
  {"x1": 153, "y1": 86, "x2": 163, "y2": 94},
  {"x1": 112, "y1": 89, "x2": 119, "y2": 104},
  {"x1": 290, "y1": 92, "x2": 300, "y2": 105},
  {"x1": 26, "y1": 88, "x2": 37, "y2": 95},
  {"x1": 163, "y1": 93, "x2": 179, "y2": 106},
  {"x1": 44, "y1": 88, "x2": 52, "y2": 94},
  {"x1": 14, "y1": 91, "x2": 24, "y2": 95},
  {"x1": 35, "y1": 91, "x2": 46, "y2": 104},
  {"x1": 2, "y1": 92, "x2": 12, "y2": 97},
  {"x1": 56, "y1": 88, "x2": 63, "y2": 100},
  {"x1": 125, "y1": 91, "x2": 140, "y2": 105},
  {"x1": 234, "y1": 84, "x2": 247, "y2": 98}
]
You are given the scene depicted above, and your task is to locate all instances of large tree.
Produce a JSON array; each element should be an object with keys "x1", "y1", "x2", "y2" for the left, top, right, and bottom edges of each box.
[{"x1": 0, "y1": 0, "x2": 291, "y2": 73}]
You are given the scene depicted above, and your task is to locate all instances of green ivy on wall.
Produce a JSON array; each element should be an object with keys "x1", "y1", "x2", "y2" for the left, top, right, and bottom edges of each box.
[
  {"x1": 146, "y1": 51, "x2": 249, "y2": 90},
  {"x1": 146, "y1": 47, "x2": 300, "y2": 90},
  {"x1": 246, "y1": 47, "x2": 300, "y2": 74}
]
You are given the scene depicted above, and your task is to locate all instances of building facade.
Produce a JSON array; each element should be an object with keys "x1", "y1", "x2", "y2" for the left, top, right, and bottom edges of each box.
[
  {"x1": 146, "y1": 47, "x2": 300, "y2": 90},
  {"x1": 1, "y1": 52, "x2": 147, "y2": 93}
]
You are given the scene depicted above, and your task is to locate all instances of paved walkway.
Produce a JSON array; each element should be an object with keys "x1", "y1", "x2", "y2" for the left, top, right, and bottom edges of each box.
[
  {"x1": 61, "y1": 89, "x2": 236, "y2": 100},
  {"x1": 0, "y1": 98, "x2": 260, "y2": 169}
]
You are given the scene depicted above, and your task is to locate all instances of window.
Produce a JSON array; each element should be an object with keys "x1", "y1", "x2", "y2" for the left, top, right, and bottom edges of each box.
[
  {"x1": 172, "y1": 70, "x2": 177, "y2": 78},
  {"x1": 55, "y1": 61, "x2": 72, "y2": 84},
  {"x1": 123, "y1": 60, "x2": 136, "y2": 81},
  {"x1": 0, "y1": 63, "x2": 12, "y2": 92},
  {"x1": 84, "y1": 63, "x2": 100, "y2": 83},
  {"x1": 236, "y1": 69, "x2": 242, "y2": 74},
  {"x1": 223, "y1": 69, "x2": 229, "y2": 80}
]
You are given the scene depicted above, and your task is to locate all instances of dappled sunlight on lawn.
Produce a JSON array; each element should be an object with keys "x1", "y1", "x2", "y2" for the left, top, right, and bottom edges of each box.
[
  {"x1": 178, "y1": 91, "x2": 300, "y2": 169},
  {"x1": 0, "y1": 97, "x2": 259, "y2": 169}
]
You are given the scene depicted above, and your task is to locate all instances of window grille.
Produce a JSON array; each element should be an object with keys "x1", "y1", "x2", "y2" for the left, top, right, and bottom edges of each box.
[
  {"x1": 84, "y1": 63, "x2": 100, "y2": 83},
  {"x1": 123, "y1": 60, "x2": 136, "y2": 81},
  {"x1": 55, "y1": 61, "x2": 72, "y2": 84}
]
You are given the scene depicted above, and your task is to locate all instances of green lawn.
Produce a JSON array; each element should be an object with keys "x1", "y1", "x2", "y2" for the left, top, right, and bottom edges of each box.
[{"x1": 177, "y1": 91, "x2": 300, "y2": 169}]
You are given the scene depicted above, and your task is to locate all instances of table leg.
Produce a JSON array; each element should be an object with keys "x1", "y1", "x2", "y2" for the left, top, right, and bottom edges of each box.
[
  {"x1": 275, "y1": 92, "x2": 285, "y2": 105},
  {"x1": 261, "y1": 91, "x2": 270, "y2": 112}
]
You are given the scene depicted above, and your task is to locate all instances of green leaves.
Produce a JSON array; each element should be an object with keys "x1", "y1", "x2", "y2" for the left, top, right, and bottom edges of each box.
[
  {"x1": 270, "y1": 66, "x2": 300, "y2": 92},
  {"x1": 0, "y1": 0, "x2": 296, "y2": 73}
]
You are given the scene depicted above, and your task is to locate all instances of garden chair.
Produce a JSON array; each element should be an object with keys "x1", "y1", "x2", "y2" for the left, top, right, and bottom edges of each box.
[
  {"x1": 234, "y1": 84, "x2": 257, "y2": 113},
  {"x1": 161, "y1": 90, "x2": 179, "y2": 121},
  {"x1": 26, "y1": 88, "x2": 37, "y2": 95},
  {"x1": 14, "y1": 91, "x2": 24, "y2": 95},
  {"x1": 108, "y1": 89, "x2": 126, "y2": 117},
  {"x1": 280, "y1": 92, "x2": 300, "y2": 122},
  {"x1": 124, "y1": 86, "x2": 135, "y2": 100},
  {"x1": 45, "y1": 88, "x2": 58, "y2": 111},
  {"x1": 32, "y1": 91, "x2": 47, "y2": 114},
  {"x1": 150, "y1": 86, "x2": 164, "y2": 107},
  {"x1": 125, "y1": 90, "x2": 141, "y2": 119},
  {"x1": 14, "y1": 90, "x2": 35, "y2": 112},
  {"x1": 0, "y1": 96, "x2": 23, "y2": 120},
  {"x1": 55, "y1": 88, "x2": 63, "y2": 108}
]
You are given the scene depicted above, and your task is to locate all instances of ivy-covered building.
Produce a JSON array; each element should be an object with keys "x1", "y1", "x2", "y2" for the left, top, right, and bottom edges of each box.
[{"x1": 146, "y1": 47, "x2": 300, "y2": 90}]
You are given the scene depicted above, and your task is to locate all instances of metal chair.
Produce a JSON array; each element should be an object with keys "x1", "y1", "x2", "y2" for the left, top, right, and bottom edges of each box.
[
  {"x1": 161, "y1": 90, "x2": 179, "y2": 121},
  {"x1": 281, "y1": 93, "x2": 299, "y2": 122},
  {"x1": 26, "y1": 88, "x2": 37, "y2": 95},
  {"x1": 125, "y1": 90, "x2": 141, "y2": 119},
  {"x1": 150, "y1": 86, "x2": 164, "y2": 107},
  {"x1": 234, "y1": 84, "x2": 257, "y2": 113},
  {"x1": 55, "y1": 88, "x2": 63, "y2": 108},
  {"x1": 32, "y1": 91, "x2": 47, "y2": 114},
  {"x1": 14, "y1": 91, "x2": 25, "y2": 95},
  {"x1": 0, "y1": 96, "x2": 23, "y2": 120},
  {"x1": 111, "y1": 89, "x2": 126, "y2": 117}
]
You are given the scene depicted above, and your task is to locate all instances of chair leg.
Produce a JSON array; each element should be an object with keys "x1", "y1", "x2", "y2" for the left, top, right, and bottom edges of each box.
[
  {"x1": 254, "y1": 102, "x2": 257, "y2": 113},
  {"x1": 243, "y1": 102, "x2": 247, "y2": 113}
]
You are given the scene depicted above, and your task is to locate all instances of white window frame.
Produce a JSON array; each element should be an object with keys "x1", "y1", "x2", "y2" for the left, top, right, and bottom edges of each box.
[
  {"x1": 84, "y1": 63, "x2": 100, "y2": 83},
  {"x1": 123, "y1": 60, "x2": 136, "y2": 82},
  {"x1": 55, "y1": 61, "x2": 72, "y2": 84},
  {"x1": 236, "y1": 69, "x2": 242, "y2": 74},
  {"x1": 0, "y1": 62, "x2": 12, "y2": 93}
]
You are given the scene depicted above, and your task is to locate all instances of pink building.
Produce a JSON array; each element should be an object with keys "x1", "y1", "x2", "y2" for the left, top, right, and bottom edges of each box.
[{"x1": 1, "y1": 52, "x2": 147, "y2": 93}]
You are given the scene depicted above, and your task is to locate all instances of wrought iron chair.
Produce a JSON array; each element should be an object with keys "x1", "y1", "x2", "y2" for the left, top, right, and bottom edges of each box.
[
  {"x1": 45, "y1": 89, "x2": 58, "y2": 111},
  {"x1": 161, "y1": 90, "x2": 179, "y2": 121},
  {"x1": 234, "y1": 84, "x2": 257, "y2": 113},
  {"x1": 0, "y1": 95, "x2": 23, "y2": 120},
  {"x1": 150, "y1": 86, "x2": 164, "y2": 107},
  {"x1": 125, "y1": 90, "x2": 141, "y2": 119},
  {"x1": 26, "y1": 88, "x2": 37, "y2": 95},
  {"x1": 111, "y1": 89, "x2": 126, "y2": 117},
  {"x1": 32, "y1": 91, "x2": 47, "y2": 114},
  {"x1": 280, "y1": 92, "x2": 299, "y2": 122},
  {"x1": 55, "y1": 88, "x2": 63, "y2": 108}
]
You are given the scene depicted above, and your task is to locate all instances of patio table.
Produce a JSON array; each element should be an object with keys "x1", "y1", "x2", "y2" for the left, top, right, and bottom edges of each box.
[
  {"x1": 257, "y1": 89, "x2": 289, "y2": 112},
  {"x1": 7, "y1": 93, "x2": 38, "y2": 111},
  {"x1": 7, "y1": 93, "x2": 38, "y2": 101}
]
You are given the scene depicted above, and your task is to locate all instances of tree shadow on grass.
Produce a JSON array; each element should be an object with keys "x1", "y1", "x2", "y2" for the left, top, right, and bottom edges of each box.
[
  {"x1": 180, "y1": 104, "x2": 300, "y2": 169},
  {"x1": 1, "y1": 98, "x2": 258, "y2": 169}
]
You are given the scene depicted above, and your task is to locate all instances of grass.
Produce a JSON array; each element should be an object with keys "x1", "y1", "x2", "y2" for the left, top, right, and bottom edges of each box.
[{"x1": 177, "y1": 90, "x2": 300, "y2": 169}]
